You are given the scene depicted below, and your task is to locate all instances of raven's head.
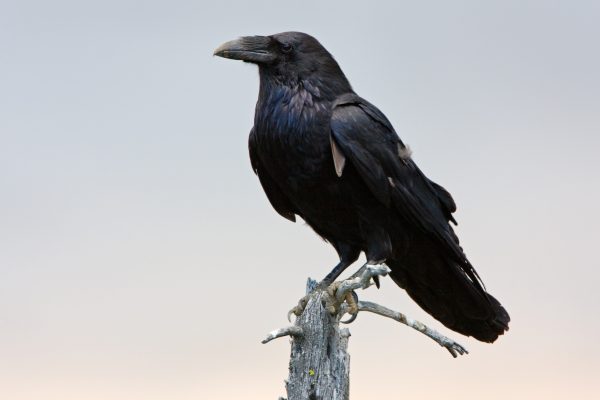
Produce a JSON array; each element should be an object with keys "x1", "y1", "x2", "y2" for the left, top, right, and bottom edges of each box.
[{"x1": 214, "y1": 32, "x2": 352, "y2": 98}]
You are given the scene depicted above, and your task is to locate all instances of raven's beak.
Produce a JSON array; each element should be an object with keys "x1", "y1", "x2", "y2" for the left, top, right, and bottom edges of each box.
[{"x1": 213, "y1": 36, "x2": 276, "y2": 64}]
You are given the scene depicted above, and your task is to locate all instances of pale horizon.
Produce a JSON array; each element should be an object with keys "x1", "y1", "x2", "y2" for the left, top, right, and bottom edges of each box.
[{"x1": 1, "y1": 1, "x2": 599, "y2": 399}]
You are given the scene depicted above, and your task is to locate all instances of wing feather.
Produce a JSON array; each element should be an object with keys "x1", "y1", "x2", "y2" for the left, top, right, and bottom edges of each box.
[{"x1": 330, "y1": 94, "x2": 485, "y2": 291}]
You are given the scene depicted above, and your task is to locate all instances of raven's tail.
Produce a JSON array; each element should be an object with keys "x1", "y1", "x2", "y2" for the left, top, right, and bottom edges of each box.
[{"x1": 386, "y1": 257, "x2": 510, "y2": 343}]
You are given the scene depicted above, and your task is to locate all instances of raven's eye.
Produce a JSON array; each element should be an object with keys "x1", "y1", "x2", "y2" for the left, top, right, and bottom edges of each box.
[{"x1": 281, "y1": 43, "x2": 293, "y2": 53}]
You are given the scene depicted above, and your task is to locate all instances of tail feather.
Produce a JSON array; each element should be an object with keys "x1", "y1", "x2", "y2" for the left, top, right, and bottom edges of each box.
[{"x1": 387, "y1": 258, "x2": 510, "y2": 343}]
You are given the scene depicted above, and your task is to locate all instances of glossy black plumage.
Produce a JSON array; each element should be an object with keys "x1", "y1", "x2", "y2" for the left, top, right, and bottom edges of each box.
[{"x1": 215, "y1": 32, "x2": 510, "y2": 342}]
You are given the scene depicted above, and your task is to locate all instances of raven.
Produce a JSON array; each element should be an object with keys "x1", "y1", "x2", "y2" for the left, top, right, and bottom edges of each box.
[{"x1": 214, "y1": 32, "x2": 509, "y2": 342}]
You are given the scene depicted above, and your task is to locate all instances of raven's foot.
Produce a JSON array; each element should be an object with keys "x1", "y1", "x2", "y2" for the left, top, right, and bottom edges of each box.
[
  {"x1": 287, "y1": 280, "x2": 360, "y2": 323},
  {"x1": 288, "y1": 264, "x2": 390, "y2": 322},
  {"x1": 287, "y1": 295, "x2": 309, "y2": 322},
  {"x1": 323, "y1": 281, "x2": 360, "y2": 323}
]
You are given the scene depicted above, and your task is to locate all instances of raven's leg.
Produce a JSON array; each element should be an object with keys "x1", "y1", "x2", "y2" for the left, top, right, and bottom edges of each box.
[
  {"x1": 319, "y1": 234, "x2": 390, "y2": 321},
  {"x1": 320, "y1": 259, "x2": 354, "y2": 287},
  {"x1": 288, "y1": 243, "x2": 360, "y2": 320},
  {"x1": 338, "y1": 231, "x2": 390, "y2": 322},
  {"x1": 361, "y1": 227, "x2": 392, "y2": 289},
  {"x1": 321, "y1": 242, "x2": 361, "y2": 285}
]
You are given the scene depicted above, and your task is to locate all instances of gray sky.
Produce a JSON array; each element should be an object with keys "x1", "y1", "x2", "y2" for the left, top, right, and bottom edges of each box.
[{"x1": 1, "y1": 1, "x2": 599, "y2": 399}]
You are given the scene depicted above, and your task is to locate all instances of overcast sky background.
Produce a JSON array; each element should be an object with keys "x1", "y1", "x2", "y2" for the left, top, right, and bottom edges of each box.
[{"x1": 1, "y1": 1, "x2": 599, "y2": 399}]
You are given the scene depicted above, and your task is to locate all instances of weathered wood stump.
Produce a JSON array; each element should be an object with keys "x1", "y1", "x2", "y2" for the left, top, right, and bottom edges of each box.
[{"x1": 263, "y1": 265, "x2": 468, "y2": 400}]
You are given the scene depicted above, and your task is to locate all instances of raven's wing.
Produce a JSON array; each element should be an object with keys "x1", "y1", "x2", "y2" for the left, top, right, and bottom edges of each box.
[
  {"x1": 330, "y1": 93, "x2": 483, "y2": 289},
  {"x1": 249, "y1": 128, "x2": 297, "y2": 222}
]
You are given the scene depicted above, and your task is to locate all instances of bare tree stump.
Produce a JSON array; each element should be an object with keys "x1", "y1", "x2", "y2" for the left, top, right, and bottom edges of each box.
[{"x1": 263, "y1": 265, "x2": 468, "y2": 400}]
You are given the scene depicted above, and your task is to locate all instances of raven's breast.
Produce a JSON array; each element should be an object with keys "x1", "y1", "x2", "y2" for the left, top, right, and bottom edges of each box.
[
  {"x1": 252, "y1": 110, "x2": 369, "y2": 244},
  {"x1": 252, "y1": 87, "x2": 386, "y2": 246}
]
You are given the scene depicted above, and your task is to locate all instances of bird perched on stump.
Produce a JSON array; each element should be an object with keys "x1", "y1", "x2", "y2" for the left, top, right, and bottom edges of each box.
[{"x1": 214, "y1": 32, "x2": 510, "y2": 343}]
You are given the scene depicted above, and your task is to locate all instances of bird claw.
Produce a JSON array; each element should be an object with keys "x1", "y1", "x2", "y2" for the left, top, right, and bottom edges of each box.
[
  {"x1": 340, "y1": 291, "x2": 359, "y2": 324},
  {"x1": 372, "y1": 274, "x2": 381, "y2": 289},
  {"x1": 287, "y1": 295, "x2": 309, "y2": 322},
  {"x1": 287, "y1": 281, "x2": 361, "y2": 323},
  {"x1": 324, "y1": 282, "x2": 360, "y2": 323}
]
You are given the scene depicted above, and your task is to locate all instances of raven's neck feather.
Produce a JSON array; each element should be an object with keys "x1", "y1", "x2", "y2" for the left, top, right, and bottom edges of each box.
[
  {"x1": 258, "y1": 66, "x2": 353, "y2": 102},
  {"x1": 254, "y1": 68, "x2": 353, "y2": 140},
  {"x1": 254, "y1": 82, "x2": 326, "y2": 136}
]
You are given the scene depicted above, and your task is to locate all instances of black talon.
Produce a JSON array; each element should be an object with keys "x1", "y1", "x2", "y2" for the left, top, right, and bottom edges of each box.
[
  {"x1": 373, "y1": 275, "x2": 381, "y2": 289},
  {"x1": 340, "y1": 313, "x2": 358, "y2": 324},
  {"x1": 340, "y1": 291, "x2": 360, "y2": 324}
]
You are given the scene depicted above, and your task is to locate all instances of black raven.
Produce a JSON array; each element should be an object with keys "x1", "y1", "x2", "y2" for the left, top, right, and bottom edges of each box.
[{"x1": 214, "y1": 32, "x2": 509, "y2": 342}]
